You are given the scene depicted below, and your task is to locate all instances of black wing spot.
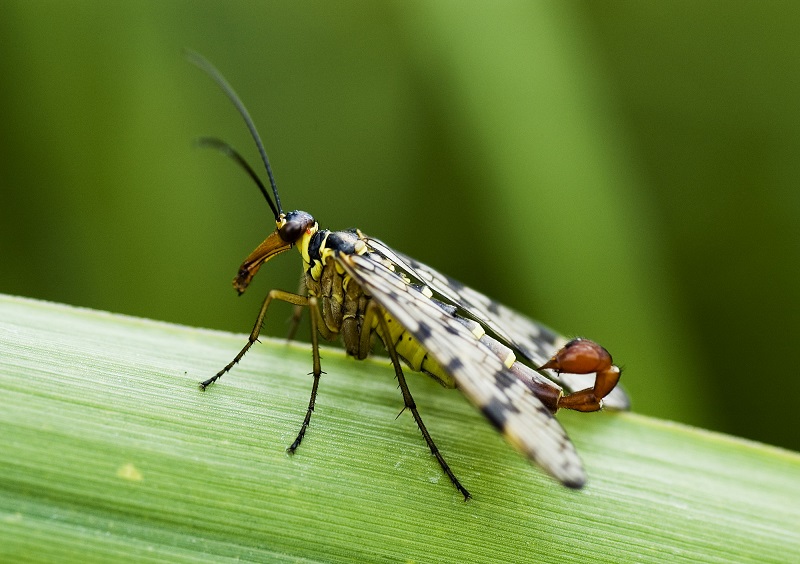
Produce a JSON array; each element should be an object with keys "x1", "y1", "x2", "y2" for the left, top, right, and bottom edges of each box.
[
  {"x1": 446, "y1": 276, "x2": 465, "y2": 291},
  {"x1": 447, "y1": 357, "x2": 464, "y2": 372},
  {"x1": 482, "y1": 397, "x2": 509, "y2": 430},
  {"x1": 536, "y1": 326, "x2": 558, "y2": 346},
  {"x1": 417, "y1": 323, "x2": 432, "y2": 341},
  {"x1": 487, "y1": 300, "x2": 501, "y2": 315}
]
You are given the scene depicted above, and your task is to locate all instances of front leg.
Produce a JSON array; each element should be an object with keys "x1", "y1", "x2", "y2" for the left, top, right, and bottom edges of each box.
[
  {"x1": 200, "y1": 289, "x2": 311, "y2": 390},
  {"x1": 286, "y1": 278, "x2": 308, "y2": 342}
]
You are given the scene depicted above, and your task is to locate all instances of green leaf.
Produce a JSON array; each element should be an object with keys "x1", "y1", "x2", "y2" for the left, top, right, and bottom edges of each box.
[{"x1": 1, "y1": 293, "x2": 798, "y2": 563}]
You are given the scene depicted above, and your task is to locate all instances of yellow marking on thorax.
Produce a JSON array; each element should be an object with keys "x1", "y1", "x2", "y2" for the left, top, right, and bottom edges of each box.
[
  {"x1": 297, "y1": 222, "x2": 319, "y2": 263},
  {"x1": 305, "y1": 230, "x2": 369, "y2": 283}
]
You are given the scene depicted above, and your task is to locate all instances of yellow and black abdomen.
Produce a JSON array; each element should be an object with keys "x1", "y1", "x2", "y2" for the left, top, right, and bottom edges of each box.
[{"x1": 376, "y1": 309, "x2": 455, "y2": 388}]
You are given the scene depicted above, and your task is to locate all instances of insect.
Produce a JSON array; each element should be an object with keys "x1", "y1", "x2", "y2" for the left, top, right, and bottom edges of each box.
[{"x1": 188, "y1": 51, "x2": 629, "y2": 499}]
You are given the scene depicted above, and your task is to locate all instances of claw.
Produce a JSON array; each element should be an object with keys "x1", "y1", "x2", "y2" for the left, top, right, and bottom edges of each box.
[{"x1": 539, "y1": 338, "x2": 622, "y2": 412}]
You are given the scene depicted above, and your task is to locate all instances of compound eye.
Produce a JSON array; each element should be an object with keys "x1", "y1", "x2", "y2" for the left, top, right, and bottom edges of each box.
[
  {"x1": 278, "y1": 211, "x2": 315, "y2": 243},
  {"x1": 280, "y1": 219, "x2": 304, "y2": 243}
]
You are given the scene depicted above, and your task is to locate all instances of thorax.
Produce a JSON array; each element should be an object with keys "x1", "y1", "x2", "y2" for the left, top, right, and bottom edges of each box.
[{"x1": 302, "y1": 229, "x2": 371, "y2": 356}]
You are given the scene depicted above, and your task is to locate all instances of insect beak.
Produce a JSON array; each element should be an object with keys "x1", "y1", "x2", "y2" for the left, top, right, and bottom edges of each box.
[{"x1": 232, "y1": 230, "x2": 293, "y2": 295}]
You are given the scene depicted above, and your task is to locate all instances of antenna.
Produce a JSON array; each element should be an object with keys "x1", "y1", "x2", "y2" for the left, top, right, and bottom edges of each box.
[
  {"x1": 186, "y1": 50, "x2": 283, "y2": 219},
  {"x1": 194, "y1": 137, "x2": 280, "y2": 219}
]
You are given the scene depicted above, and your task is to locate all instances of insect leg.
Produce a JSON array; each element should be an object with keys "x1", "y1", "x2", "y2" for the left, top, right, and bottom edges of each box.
[
  {"x1": 366, "y1": 302, "x2": 471, "y2": 500},
  {"x1": 287, "y1": 295, "x2": 334, "y2": 453},
  {"x1": 199, "y1": 289, "x2": 310, "y2": 390},
  {"x1": 286, "y1": 278, "x2": 307, "y2": 342}
]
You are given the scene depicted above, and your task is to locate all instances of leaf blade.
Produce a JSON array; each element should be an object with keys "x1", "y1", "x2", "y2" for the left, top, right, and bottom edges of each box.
[{"x1": 1, "y1": 294, "x2": 799, "y2": 563}]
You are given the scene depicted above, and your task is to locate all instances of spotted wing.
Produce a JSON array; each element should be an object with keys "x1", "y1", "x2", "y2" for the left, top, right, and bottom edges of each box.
[
  {"x1": 337, "y1": 251, "x2": 587, "y2": 488},
  {"x1": 364, "y1": 237, "x2": 630, "y2": 411}
]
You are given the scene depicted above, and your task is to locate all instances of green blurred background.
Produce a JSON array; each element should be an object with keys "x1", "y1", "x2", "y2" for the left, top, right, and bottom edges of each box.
[{"x1": 1, "y1": 2, "x2": 798, "y2": 452}]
